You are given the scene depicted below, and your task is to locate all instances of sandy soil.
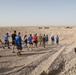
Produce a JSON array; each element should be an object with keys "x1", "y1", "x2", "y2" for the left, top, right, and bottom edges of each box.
[{"x1": 0, "y1": 26, "x2": 76, "y2": 75}]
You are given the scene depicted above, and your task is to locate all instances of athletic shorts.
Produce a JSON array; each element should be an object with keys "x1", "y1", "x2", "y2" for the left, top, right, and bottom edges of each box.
[
  {"x1": 17, "y1": 46, "x2": 22, "y2": 50},
  {"x1": 33, "y1": 41, "x2": 37, "y2": 43},
  {"x1": 52, "y1": 40, "x2": 54, "y2": 42},
  {"x1": 56, "y1": 41, "x2": 59, "y2": 43},
  {"x1": 5, "y1": 40, "x2": 9, "y2": 45},
  {"x1": 12, "y1": 40, "x2": 16, "y2": 45},
  {"x1": 29, "y1": 42, "x2": 33, "y2": 44}
]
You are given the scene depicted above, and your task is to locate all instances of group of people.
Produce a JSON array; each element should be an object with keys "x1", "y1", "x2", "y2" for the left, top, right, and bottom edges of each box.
[
  {"x1": 0, "y1": 30, "x2": 59, "y2": 55},
  {"x1": 51, "y1": 35, "x2": 59, "y2": 45}
]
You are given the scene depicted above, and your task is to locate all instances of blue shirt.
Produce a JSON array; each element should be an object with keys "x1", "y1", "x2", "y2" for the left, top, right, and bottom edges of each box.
[
  {"x1": 28, "y1": 36, "x2": 33, "y2": 43},
  {"x1": 56, "y1": 37, "x2": 59, "y2": 42},
  {"x1": 45, "y1": 35, "x2": 48, "y2": 41},
  {"x1": 51, "y1": 36, "x2": 54, "y2": 41},
  {"x1": 15, "y1": 35, "x2": 22, "y2": 46},
  {"x1": 4, "y1": 34, "x2": 8, "y2": 41}
]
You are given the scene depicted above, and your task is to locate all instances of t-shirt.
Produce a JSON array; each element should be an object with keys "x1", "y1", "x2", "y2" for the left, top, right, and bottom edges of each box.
[
  {"x1": 15, "y1": 35, "x2": 22, "y2": 46},
  {"x1": 45, "y1": 35, "x2": 48, "y2": 41},
  {"x1": 33, "y1": 36, "x2": 37, "y2": 41},
  {"x1": 39, "y1": 35, "x2": 42, "y2": 42},
  {"x1": 28, "y1": 36, "x2": 33, "y2": 43},
  {"x1": 4, "y1": 34, "x2": 8, "y2": 41},
  {"x1": 11, "y1": 34, "x2": 16, "y2": 40},
  {"x1": 51, "y1": 36, "x2": 54, "y2": 41},
  {"x1": 43, "y1": 36, "x2": 45, "y2": 42},
  {"x1": 56, "y1": 37, "x2": 59, "y2": 42}
]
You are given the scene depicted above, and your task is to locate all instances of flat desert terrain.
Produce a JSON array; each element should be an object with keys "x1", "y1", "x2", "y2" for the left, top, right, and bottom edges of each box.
[{"x1": 0, "y1": 26, "x2": 76, "y2": 75}]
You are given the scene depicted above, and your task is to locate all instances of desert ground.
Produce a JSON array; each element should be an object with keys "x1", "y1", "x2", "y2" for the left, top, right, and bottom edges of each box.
[{"x1": 0, "y1": 26, "x2": 76, "y2": 75}]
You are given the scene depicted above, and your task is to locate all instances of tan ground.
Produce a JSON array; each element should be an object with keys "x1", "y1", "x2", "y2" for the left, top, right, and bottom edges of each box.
[{"x1": 0, "y1": 26, "x2": 76, "y2": 75}]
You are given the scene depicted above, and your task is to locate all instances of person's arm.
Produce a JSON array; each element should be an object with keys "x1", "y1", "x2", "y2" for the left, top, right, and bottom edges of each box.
[
  {"x1": 21, "y1": 37, "x2": 23, "y2": 42},
  {"x1": 0, "y1": 39, "x2": 4, "y2": 44}
]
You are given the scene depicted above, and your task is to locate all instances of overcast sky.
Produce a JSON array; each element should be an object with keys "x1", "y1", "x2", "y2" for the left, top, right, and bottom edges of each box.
[{"x1": 0, "y1": 0, "x2": 76, "y2": 26}]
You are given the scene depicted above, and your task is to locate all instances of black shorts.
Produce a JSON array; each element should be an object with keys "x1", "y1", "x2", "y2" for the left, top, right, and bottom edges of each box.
[
  {"x1": 52, "y1": 40, "x2": 54, "y2": 42},
  {"x1": 12, "y1": 40, "x2": 16, "y2": 45},
  {"x1": 56, "y1": 41, "x2": 59, "y2": 43},
  {"x1": 33, "y1": 41, "x2": 37, "y2": 43},
  {"x1": 17, "y1": 46, "x2": 22, "y2": 50},
  {"x1": 29, "y1": 42, "x2": 33, "y2": 45}
]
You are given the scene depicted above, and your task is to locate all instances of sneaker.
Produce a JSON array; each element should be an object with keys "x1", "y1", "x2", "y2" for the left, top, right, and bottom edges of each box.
[{"x1": 17, "y1": 52, "x2": 21, "y2": 55}]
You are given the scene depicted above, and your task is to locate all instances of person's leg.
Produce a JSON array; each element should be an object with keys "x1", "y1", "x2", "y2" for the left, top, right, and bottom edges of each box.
[
  {"x1": 2, "y1": 43, "x2": 5, "y2": 49},
  {"x1": 43, "y1": 43, "x2": 45, "y2": 48},
  {"x1": 25, "y1": 42, "x2": 28, "y2": 48},
  {"x1": 27, "y1": 44, "x2": 29, "y2": 50},
  {"x1": 34, "y1": 41, "x2": 37, "y2": 48},
  {"x1": 53, "y1": 41, "x2": 54, "y2": 45},
  {"x1": 0, "y1": 40, "x2": 5, "y2": 49},
  {"x1": 31, "y1": 43, "x2": 33, "y2": 50},
  {"x1": 47, "y1": 40, "x2": 48, "y2": 44},
  {"x1": 52, "y1": 40, "x2": 54, "y2": 45},
  {"x1": 57, "y1": 41, "x2": 59, "y2": 44},
  {"x1": 4, "y1": 40, "x2": 9, "y2": 48},
  {"x1": 17, "y1": 46, "x2": 19, "y2": 55},
  {"x1": 36, "y1": 41, "x2": 38, "y2": 48},
  {"x1": 7, "y1": 40, "x2": 10, "y2": 49},
  {"x1": 44, "y1": 42, "x2": 45, "y2": 48},
  {"x1": 28, "y1": 44, "x2": 30, "y2": 50},
  {"x1": 12, "y1": 45, "x2": 15, "y2": 53},
  {"x1": 43, "y1": 42, "x2": 45, "y2": 48},
  {"x1": 40, "y1": 41, "x2": 41, "y2": 46},
  {"x1": 24, "y1": 41, "x2": 26, "y2": 46},
  {"x1": 12, "y1": 41, "x2": 16, "y2": 53},
  {"x1": 17, "y1": 46, "x2": 20, "y2": 55},
  {"x1": 4, "y1": 40, "x2": 7, "y2": 48},
  {"x1": 19, "y1": 46, "x2": 22, "y2": 55},
  {"x1": 33, "y1": 42, "x2": 36, "y2": 49},
  {"x1": 33, "y1": 42, "x2": 35, "y2": 48},
  {"x1": 12, "y1": 45, "x2": 14, "y2": 50}
]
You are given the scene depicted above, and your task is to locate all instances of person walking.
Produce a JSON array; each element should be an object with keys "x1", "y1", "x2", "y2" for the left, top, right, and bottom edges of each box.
[
  {"x1": 15, "y1": 32, "x2": 22, "y2": 55},
  {"x1": 24, "y1": 35, "x2": 27, "y2": 47},
  {"x1": 39, "y1": 34, "x2": 42, "y2": 46},
  {"x1": 42, "y1": 34, "x2": 46, "y2": 48},
  {"x1": 33, "y1": 34, "x2": 38, "y2": 48},
  {"x1": 4, "y1": 33, "x2": 10, "y2": 49},
  {"x1": 51, "y1": 35, "x2": 54, "y2": 45},
  {"x1": 28, "y1": 34, "x2": 33, "y2": 50},
  {"x1": 45, "y1": 35, "x2": 49, "y2": 44},
  {"x1": 56, "y1": 35, "x2": 59, "y2": 44},
  {"x1": 11, "y1": 30, "x2": 16, "y2": 53}
]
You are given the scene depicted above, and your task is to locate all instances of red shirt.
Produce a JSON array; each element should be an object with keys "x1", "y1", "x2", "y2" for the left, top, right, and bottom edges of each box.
[{"x1": 33, "y1": 36, "x2": 37, "y2": 41}]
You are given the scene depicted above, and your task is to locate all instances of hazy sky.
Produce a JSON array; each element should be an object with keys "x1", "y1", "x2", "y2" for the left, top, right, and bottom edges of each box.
[{"x1": 0, "y1": 0, "x2": 76, "y2": 26}]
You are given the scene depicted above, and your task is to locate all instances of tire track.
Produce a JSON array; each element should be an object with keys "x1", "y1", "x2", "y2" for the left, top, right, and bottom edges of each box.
[{"x1": 2, "y1": 45, "x2": 63, "y2": 75}]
